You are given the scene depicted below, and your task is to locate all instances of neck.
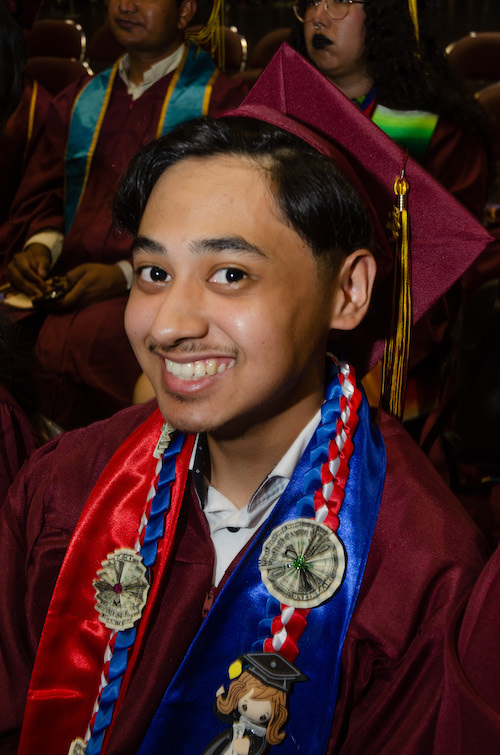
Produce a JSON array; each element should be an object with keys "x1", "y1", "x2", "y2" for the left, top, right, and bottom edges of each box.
[
  {"x1": 206, "y1": 396, "x2": 323, "y2": 510},
  {"x1": 127, "y1": 40, "x2": 184, "y2": 85},
  {"x1": 328, "y1": 71, "x2": 374, "y2": 101}
]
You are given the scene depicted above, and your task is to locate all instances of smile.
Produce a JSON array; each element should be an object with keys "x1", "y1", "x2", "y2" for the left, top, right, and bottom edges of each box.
[{"x1": 165, "y1": 358, "x2": 235, "y2": 380}]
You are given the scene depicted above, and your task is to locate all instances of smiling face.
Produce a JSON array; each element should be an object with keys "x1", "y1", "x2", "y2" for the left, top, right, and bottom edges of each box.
[
  {"x1": 125, "y1": 154, "x2": 342, "y2": 444},
  {"x1": 107, "y1": 0, "x2": 194, "y2": 58},
  {"x1": 302, "y1": 1, "x2": 372, "y2": 97}
]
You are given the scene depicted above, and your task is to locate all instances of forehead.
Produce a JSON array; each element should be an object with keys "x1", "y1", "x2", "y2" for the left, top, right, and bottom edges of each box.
[{"x1": 138, "y1": 154, "x2": 315, "y2": 262}]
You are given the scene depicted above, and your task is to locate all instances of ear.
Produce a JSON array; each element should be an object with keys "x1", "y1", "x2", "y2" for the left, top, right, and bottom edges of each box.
[
  {"x1": 178, "y1": 0, "x2": 197, "y2": 30},
  {"x1": 329, "y1": 248, "x2": 376, "y2": 331}
]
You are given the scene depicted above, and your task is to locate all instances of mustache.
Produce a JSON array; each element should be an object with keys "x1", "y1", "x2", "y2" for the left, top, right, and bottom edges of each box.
[
  {"x1": 312, "y1": 34, "x2": 333, "y2": 49},
  {"x1": 147, "y1": 338, "x2": 238, "y2": 358}
]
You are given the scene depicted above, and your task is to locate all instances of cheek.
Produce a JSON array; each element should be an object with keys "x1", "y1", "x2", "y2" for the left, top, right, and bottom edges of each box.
[{"x1": 124, "y1": 293, "x2": 152, "y2": 342}]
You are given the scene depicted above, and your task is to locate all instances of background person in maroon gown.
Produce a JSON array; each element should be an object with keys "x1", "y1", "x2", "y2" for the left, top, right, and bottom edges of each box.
[
  {"x1": 0, "y1": 0, "x2": 247, "y2": 430},
  {"x1": 290, "y1": 0, "x2": 492, "y2": 428},
  {"x1": 0, "y1": 2, "x2": 40, "y2": 506},
  {"x1": 290, "y1": 0, "x2": 489, "y2": 218}
]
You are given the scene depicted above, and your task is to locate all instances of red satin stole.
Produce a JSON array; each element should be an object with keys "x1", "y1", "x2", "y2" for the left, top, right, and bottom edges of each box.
[{"x1": 19, "y1": 408, "x2": 195, "y2": 755}]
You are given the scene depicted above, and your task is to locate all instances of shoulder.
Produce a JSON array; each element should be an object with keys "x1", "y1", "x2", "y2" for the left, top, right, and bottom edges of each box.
[
  {"x1": 352, "y1": 409, "x2": 486, "y2": 646},
  {"x1": 375, "y1": 408, "x2": 485, "y2": 566},
  {"x1": 6, "y1": 401, "x2": 157, "y2": 535}
]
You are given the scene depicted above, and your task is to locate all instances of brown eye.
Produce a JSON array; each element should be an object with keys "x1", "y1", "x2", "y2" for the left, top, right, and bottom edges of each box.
[{"x1": 242, "y1": 704, "x2": 247, "y2": 711}]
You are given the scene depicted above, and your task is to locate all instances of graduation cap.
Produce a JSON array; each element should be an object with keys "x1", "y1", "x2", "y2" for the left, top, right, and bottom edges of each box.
[
  {"x1": 223, "y1": 44, "x2": 491, "y2": 417},
  {"x1": 232, "y1": 652, "x2": 307, "y2": 694}
]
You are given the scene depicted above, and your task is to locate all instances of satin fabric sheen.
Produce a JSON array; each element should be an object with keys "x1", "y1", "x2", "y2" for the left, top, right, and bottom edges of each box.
[
  {"x1": 65, "y1": 43, "x2": 216, "y2": 233},
  {"x1": 139, "y1": 387, "x2": 386, "y2": 754},
  {"x1": 18, "y1": 409, "x2": 194, "y2": 754}
]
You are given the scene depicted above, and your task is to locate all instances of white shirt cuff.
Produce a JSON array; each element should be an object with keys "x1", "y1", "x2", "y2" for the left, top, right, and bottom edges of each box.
[{"x1": 24, "y1": 230, "x2": 64, "y2": 264}]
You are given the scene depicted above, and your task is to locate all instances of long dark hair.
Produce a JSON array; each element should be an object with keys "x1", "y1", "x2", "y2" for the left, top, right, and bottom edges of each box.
[
  {"x1": 291, "y1": 0, "x2": 485, "y2": 134},
  {"x1": 114, "y1": 116, "x2": 373, "y2": 276}
]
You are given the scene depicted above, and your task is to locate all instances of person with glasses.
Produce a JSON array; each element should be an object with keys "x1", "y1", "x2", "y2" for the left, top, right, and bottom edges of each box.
[
  {"x1": 291, "y1": 0, "x2": 491, "y2": 439},
  {"x1": 291, "y1": 0, "x2": 489, "y2": 222}
]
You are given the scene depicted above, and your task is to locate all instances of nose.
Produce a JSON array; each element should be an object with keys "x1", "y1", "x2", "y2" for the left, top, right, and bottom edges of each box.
[
  {"x1": 117, "y1": 0, "x2": 137, "y2": 14},
  {"x1": 310, "y1": 0, "x2": 330, "y2": 27},
  {"x1": 149, "y1": 279, "x2": 210, "y2": 348}
]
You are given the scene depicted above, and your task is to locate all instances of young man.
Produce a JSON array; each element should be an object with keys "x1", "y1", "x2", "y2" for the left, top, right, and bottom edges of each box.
[
  {"x1": 0, "y1": 47, "x2": 493, "y2": 754},
  {"x1": 0, "y1": 0, "x2": 246, "y2": 428}
]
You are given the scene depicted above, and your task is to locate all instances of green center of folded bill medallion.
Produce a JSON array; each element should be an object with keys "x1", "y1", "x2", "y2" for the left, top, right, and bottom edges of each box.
[{"x1": 259, "y1": 518, "x2": 346, "y2": 609}]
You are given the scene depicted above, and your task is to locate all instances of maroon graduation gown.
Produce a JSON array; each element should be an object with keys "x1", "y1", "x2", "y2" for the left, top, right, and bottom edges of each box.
[
  {"x1": 435, "y1": 545, "x2": 500, "y2": 753},
  {"x1": 0, "y1": 403, "x2": 487, "y2": 753},
  {"x1": 0, "y1": 78, "x2": 51, "y2": 235},
  {"x1": 422, "y1": 117, "x2": 488, "y2": 224},
  {"x1": 0, "y1": 66, "x2": 247, "y2": 429}
]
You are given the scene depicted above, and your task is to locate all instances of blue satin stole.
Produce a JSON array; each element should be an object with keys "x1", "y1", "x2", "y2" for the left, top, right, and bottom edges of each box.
[{"x1": 139, "y1": 386, "x2": 386, "y2": 754}]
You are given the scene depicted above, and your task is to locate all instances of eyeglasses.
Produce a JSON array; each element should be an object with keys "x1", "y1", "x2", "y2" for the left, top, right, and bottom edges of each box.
[{"x1": 293, "y1": 0, "x2": 365, "y2": 23}]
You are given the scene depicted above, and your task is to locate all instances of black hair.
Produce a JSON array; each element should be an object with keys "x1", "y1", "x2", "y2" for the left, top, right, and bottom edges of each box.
[
  {"x1": 291, "y1": 0, "x2": 486, "y2": 136},
  {"x1": 0, "y1": 2, "x2": 27, "y2": 131},
  {"x1": 114, "y1": 117, "x2": 373, "y2": 275}
]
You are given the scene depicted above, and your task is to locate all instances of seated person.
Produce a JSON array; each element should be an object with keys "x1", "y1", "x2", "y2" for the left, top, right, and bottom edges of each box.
[
  {"x1": 0, "y1": 47, "x2": 493, "y2": 754},
  {"x1": 0, "y1": 2, "x2": 41, "y2": 505},
  {"x1": 0, "y1": 0, "x2": 247, "y2": 429},
  {"x1": 290, "y1": 0, "x2": 489, "y2": 219},
  {"x1": 290, "y1": 0, "x2": 492, "y2": 424}
]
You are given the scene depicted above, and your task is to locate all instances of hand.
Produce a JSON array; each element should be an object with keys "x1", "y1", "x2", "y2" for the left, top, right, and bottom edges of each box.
[
  {"x1": 7, "y1": 243, "x2": 51, "y2": 297},
  {"x1": 234, "y1": 738, "x2": 250, "y2": 755},
  {"x1": 60, "y1": 263, "x2": 128, "y2": 310}
]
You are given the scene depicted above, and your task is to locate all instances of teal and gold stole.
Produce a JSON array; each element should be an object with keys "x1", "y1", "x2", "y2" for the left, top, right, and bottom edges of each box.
[{"x1": 64, "y1": 42, "x2": 219, "y2": 232}]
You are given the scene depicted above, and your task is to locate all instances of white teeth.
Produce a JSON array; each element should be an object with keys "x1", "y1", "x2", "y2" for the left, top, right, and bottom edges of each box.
[
  {"x1": 165, "y1": 358, "x2": 234, "y2": 380},
  {"x1": 206, "y1": 359, "x2": 217, "y2": 376}
]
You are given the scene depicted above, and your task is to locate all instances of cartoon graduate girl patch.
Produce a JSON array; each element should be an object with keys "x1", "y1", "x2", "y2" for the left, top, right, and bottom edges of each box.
[{"x1": 203, "y1": 652, "x2": 307, "y2": 754}]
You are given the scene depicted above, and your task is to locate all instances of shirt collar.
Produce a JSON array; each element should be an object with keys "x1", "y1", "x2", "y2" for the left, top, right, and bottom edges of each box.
[
  {"x1": 118, "y1": 43, "x2": 185, "y2": 100},
  {"x1": 189, "y1": 408, "x2": 321, "y2": 512}
]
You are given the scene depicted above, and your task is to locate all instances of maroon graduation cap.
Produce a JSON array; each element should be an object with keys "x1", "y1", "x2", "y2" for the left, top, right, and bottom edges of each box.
[{"x1": 224, "y1": 44, "x2": 491, "y2": 414}]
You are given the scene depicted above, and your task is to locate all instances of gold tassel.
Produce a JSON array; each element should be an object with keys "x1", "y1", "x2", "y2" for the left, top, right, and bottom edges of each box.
[
  {"x1": 381, "y1": 152, "x2": 413, "y2": 421},
  {"x1": 185, "y1": 0, "x2": 226, "y2": 71},
  {"x1": 408, "y1": 0, "x2": 420, "y2": 45}
]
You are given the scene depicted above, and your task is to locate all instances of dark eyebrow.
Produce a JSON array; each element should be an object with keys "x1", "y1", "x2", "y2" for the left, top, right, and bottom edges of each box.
[
  {"x1": 131, "y1": 235, "x2": 166, "y2": 256},
  {"x1": 131, "y1": 235, "x2": 267, "y2": 259},
  {"x1": 190, "y1": 236, "x2": 267, "y2": 258}
]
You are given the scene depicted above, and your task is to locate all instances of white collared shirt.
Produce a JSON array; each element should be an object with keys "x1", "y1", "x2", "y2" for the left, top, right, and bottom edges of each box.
[
  {"x1": 24, "y1": 44, "x2": 187, "y2": 269},
  {"x1": 118, "y1": 43, "x2": 185, "y2": 100},
  {"x1": 191, "y1": 410, "x2": 321, "y2": 586}
]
